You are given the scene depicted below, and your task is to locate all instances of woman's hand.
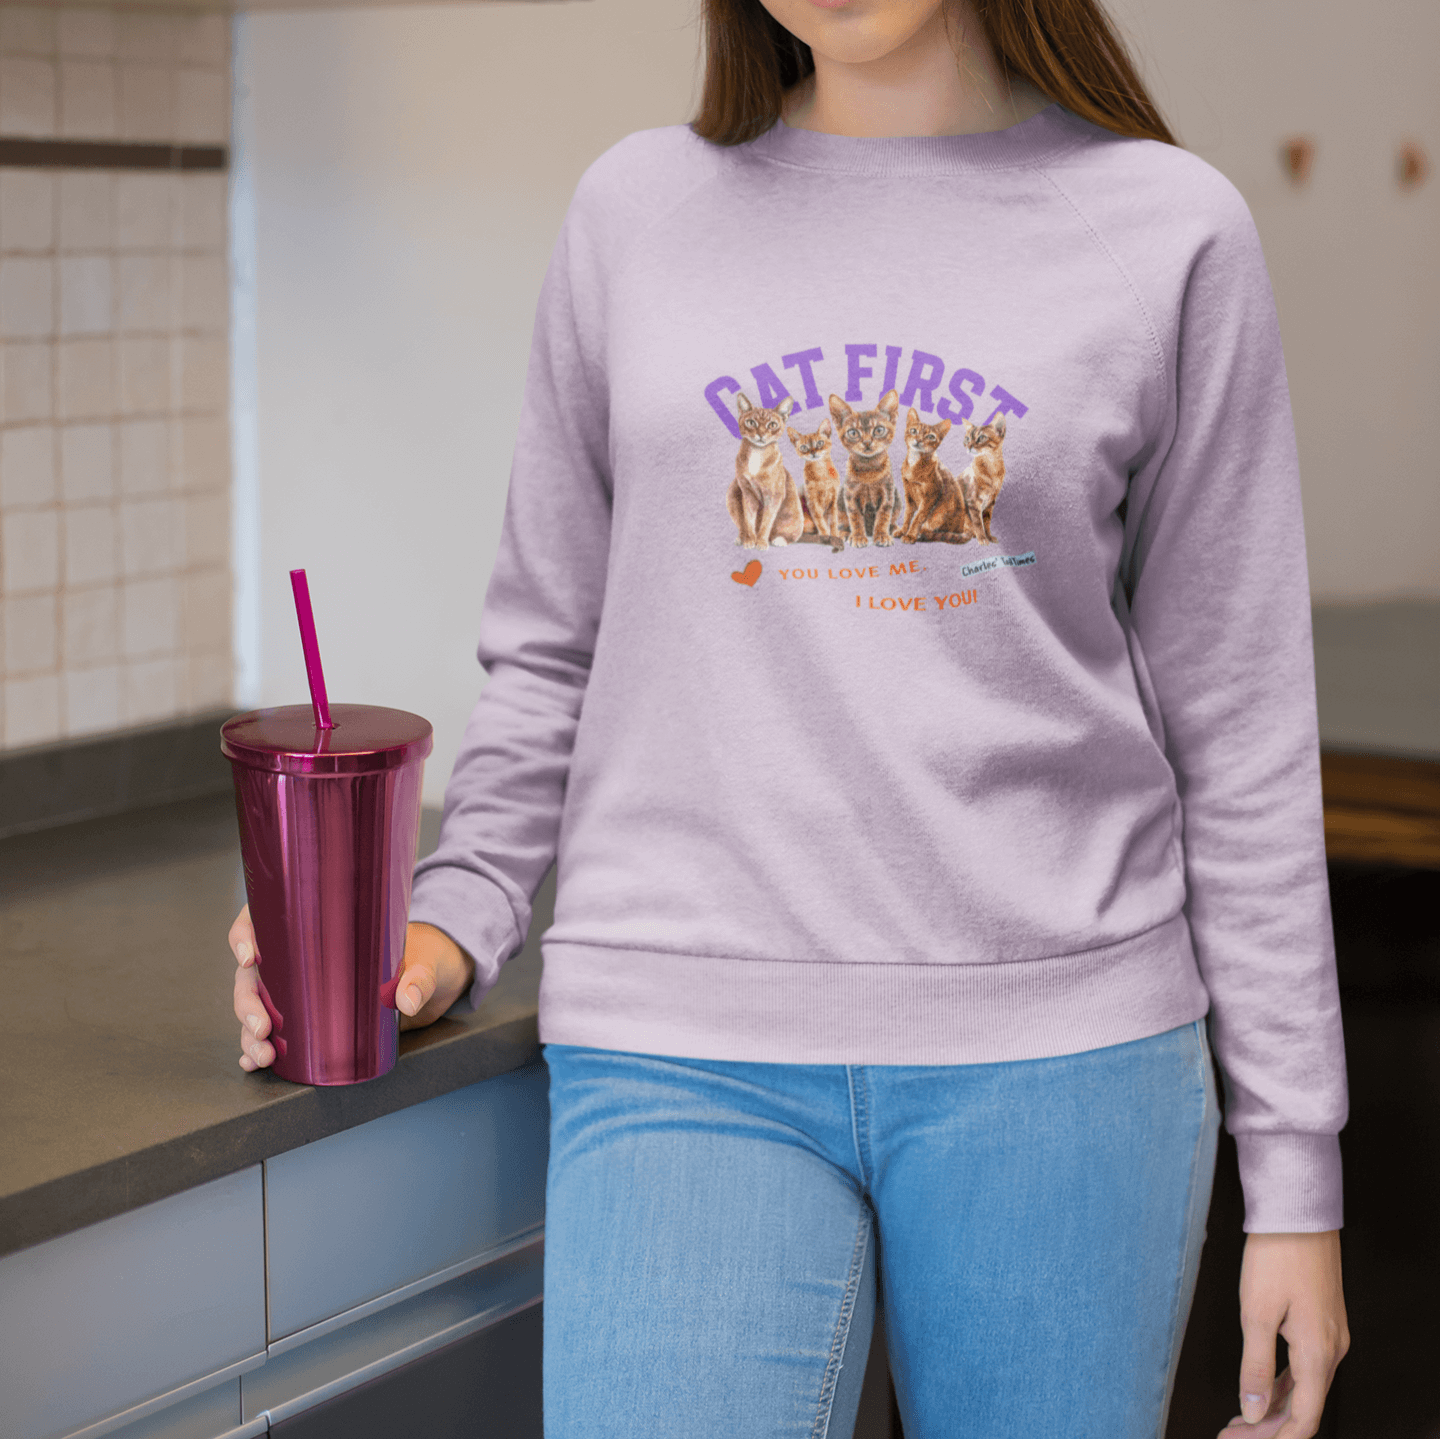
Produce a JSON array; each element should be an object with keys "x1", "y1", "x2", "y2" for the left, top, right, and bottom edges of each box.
[
  {"x1": 1217, "y1": 1230, "x2": 1349, "y2": 1439},
  {"x1": 229, "y1": 906, "x2": 477, "y2": 1071}
]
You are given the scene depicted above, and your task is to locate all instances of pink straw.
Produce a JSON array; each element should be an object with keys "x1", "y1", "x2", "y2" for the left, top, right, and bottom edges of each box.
[{"x1": 289, "y1": 568, "x2": 334, "y2": 730}]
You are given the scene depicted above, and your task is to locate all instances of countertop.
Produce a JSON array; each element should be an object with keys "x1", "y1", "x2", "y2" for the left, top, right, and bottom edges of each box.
[
  {"x1": 0, "y1": 794, "x2": 545, "y2": 1260},
  {"x1": 1312, "y1": 600, "x2": 1439, "y2": 761}
]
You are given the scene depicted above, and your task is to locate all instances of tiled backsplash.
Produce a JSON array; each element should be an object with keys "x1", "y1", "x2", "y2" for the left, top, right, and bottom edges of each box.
[{"x1": 0, "y1": 7, "x2": 232, "y2": 750}]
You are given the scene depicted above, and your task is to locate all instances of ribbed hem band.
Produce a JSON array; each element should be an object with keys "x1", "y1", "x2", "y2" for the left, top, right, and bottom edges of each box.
[{"x1": 538, "y1": 911, "x2": 1210, "y2": 1066}]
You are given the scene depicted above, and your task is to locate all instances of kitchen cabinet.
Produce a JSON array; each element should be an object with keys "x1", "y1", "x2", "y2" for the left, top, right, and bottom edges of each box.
[
  {"x1": 267, "y1": 1305, "x2": 543, "y2": 1439},
  {"x1": 263, "y1": 1069, "x2": 547, "y2": 1342},
  {"x1": 0, "y1": 1067, "x2": 547, "y2": 1439},
  {"x1": 0, "y1": 795, "x2": 549, "y2": 1439},
  {"x1": 0, "y1": 1168, "x2": 266, "y2": 1439}
]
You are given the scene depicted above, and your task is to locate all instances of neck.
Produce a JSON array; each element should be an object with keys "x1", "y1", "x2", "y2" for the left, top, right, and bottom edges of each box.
[{"x1": 780, "y1": 3, "x2": 1049, "y2": 139}]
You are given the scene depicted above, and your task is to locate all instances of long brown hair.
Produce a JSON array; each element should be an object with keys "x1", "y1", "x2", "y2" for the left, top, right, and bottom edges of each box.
[{"x1": 691, "y1": 0, "x2": 1176, "y2": 149}]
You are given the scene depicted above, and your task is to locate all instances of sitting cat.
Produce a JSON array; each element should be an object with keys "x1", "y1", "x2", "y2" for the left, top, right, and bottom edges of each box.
[
  {"x1": 897, "y1": 408, "x2": 972, "y2": 544},
  {"x1": 727, "y1": 392, "x2": 804, "y2": 550},
  {"x1": 787, "y1": 416, "x2": 847, "y2": 554},
  {"x1": 829, "y1": 389, "x2": 901, "y2": 547},
  {"x1": 958, "y1": 414, "x2": 1007, "y2": 544}
]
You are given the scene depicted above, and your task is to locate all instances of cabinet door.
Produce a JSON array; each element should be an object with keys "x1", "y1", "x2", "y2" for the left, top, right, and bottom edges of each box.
[
  {"x1": 268, "y1": 1304, "x2": 542, "y2": 1439},
  {"x1": 264, "y1": 1064, "x2": 549, "y2": 1340},
  {"x1": 0, "y1": 1167, "x2": 265, "y2": 1439}
]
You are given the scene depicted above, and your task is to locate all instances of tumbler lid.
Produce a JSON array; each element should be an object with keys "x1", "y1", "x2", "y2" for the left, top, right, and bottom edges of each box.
[{"x1": 221, "y1": 704, "x2": 433, "y2": 776}]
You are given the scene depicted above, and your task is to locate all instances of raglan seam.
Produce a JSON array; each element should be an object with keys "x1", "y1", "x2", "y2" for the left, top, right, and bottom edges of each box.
[
  {"x1": 562, "y1": 132, "x2": 732, "y2": 474},
  {"x1": 1037, "y1": 167, "x2": 1170, "y2": 415},
  {"x1": 597, "y1": 132, "x2": 735, "y2": 292}
]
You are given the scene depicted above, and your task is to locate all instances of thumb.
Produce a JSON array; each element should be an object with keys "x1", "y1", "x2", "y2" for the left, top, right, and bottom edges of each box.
[
  {"x1": 1238, "y1": 1314, "x2": 1278, "y2": 1424},
  {"x1": 395, "y1": 957, "x2": 437, "y2": 1018}
]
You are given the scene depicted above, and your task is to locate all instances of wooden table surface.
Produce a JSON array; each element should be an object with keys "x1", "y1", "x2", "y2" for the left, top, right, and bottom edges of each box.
[{"x1": 1322, "y1": 750, "x2": 1440, "y2": 869}]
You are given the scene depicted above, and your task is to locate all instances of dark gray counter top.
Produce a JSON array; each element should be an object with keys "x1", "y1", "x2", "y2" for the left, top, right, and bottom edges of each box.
[
  {"x1": 1313, "y1": 600, "x2": 1439, "y2": 759},
  {"x1": 0, "y1": 793, "x2": 544, "y2": 1260}
]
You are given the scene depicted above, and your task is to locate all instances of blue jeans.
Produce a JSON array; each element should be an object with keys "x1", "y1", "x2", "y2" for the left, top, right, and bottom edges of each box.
[{"x1": 541, "y1": 1018, "x2": 1220, "y2": 1438}]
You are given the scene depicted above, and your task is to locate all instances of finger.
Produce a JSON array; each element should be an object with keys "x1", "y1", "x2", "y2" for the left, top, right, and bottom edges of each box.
[
  {"x1": 396, "y1": 958, "x2": 438, "y2": 1019},
  {"x1": 228, "y1": 905, "x2": 258, "y2": 966},
  {"x1": 238, "y1": 1024, "x2": 275, "y2": 1068},
  {"x1": 1271, "y1": 1346, "x2": 1330, "y2": 1439},
  {"x1": 1217, "y1": 1370, "x2": 1294, "y2": 1439},
  {"x1": 233, "y1": 963, "x2": 271, "y2": 1040},
  {"x1": 1238, "y1": 1310, "x2": 1281, "y2": 1424},
  {"x1": 1218, "y1": 1410, "x2": 1287, "y2": 1439}
]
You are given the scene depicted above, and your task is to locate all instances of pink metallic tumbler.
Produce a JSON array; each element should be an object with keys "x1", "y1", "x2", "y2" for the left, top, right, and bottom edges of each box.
[{"x1": 221, "y1": 704, "x2": 433, "y2": 1085}]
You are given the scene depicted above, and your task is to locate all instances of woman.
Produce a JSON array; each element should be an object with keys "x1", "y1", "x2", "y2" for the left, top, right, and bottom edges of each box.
[{"x1": 230, "y1": 1, "x2": 1350, "y2": 1434}]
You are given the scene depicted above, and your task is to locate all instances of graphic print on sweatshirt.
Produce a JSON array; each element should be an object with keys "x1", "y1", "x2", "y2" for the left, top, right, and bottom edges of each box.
[{"x1": 705, "y1": 342, "x2": 1036, "y2": 612}]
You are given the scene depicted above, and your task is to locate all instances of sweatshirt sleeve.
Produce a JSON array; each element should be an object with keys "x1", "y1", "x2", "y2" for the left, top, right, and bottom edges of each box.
[
  {"x1": 1117, "y1": 184, "x2": 1348, "y2": 1233},
  {"x1": 408, "y1": 188, "x2": 612, "y2": 1009}
]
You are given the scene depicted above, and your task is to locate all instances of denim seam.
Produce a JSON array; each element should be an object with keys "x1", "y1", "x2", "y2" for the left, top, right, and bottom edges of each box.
[
  {"x1": 846, "y1": 1066, "x2": 873, "y2": 1189},
  {"x1": 1154, "y1": 1019, "x2": 1215, "y2": 1437},
  {"x1": 810, "y1": 1207, "x2": 870, "y2": 1439}
]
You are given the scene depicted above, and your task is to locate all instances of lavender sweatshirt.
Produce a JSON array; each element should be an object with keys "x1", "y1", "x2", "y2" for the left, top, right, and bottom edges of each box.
[{"x1": 411, "y1": 104, "x2": 1347, "y2": 1233}]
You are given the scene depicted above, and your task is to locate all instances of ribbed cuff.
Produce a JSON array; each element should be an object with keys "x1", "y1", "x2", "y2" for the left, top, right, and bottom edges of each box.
[
  {"x1": 1234, "y1": 1131, "x2": 1344, "y2": 1232},
  {"x1": 408, "y1": 864, "x2": 523, "y2": 1012}
]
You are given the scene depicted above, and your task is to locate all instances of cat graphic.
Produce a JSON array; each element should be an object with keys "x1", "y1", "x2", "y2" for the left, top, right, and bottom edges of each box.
[
  {"x1": 727, "y1": 392, "x2": 805, "y2": 550},
  {"x1": 828, "y1": 389, "x2": 901, "y2": 548},
  {"x1": 787, "y1": 416, "x2": 847, "y2": 554},
  {"x1": 958, "y1": 414, "x2": 1007, "y2": 544},
  {"x1": 897, "y1": 408, "x2": 972, "y2": 545}
]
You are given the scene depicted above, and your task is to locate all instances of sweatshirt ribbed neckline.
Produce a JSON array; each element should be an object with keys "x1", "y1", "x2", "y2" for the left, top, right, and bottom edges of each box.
[{"x1": 746, "y1": 102, "x2": 1089, "y2": 176}]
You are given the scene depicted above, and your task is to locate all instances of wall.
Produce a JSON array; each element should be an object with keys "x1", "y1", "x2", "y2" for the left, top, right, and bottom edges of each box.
[
  {"x1": 0, "y1": 6, "x2": 233, "y2": 751},
  {"x1": 1107, "y1": 0, "x2": 1438, "y2": 603},
  {"x1": 238, "y1": 0, "x2": 701, "y2": 803}
]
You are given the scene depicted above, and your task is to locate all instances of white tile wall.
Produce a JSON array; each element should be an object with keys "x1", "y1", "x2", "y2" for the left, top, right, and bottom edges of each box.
[
  {"x1": 57, "y1": 11, "x2": 117, "y2": 64},
  {"x1": 0, "y1": 255, "x2": 54, "y2": 338},
  {"x1": 2, "y1": 339, "x2": 53, "y2": 420},
  {"x1": 5, "y1": 672, "x2": 60, "y2": 745},
  {"x1": 0, "y1": 7, "x2": 232, "y2": 749},
  {"x1": 63, "y1": 583, "x2": 116, "y2": 665},
  {"x1": 5, "y1": 591, "x2": 56, "y2": 672},
  {"x1": 65, "y1": 658, "x2": 119, "y2": 733},
  {"x1": 64, "y1": 504, "x2": 117, "y2": 587},
  {"x1": 2, "y1": 508, "x2": 60, "y2": 592},
  {"x1": 0, "y1": 423, "x2": 55, "y2": 506},
  {"x1": 60, "y1": 422, "x2": 112, "y2": 501},
  {"x1": 0, "y1": 56, "x2": 58, "y2": 135},
  {"x1": 56, "y1": 337, "x2": 113, "y2": 419},
  {"x1": 0, "y1": 7, "x2": 56, "y2": 56},
  {"x1": 59, "y1": 253, "x2": 112, "y2": 335},
  {"x1": 60, "y1": 58, "x2": 116, "y2": 138},
  {"x1": 57, "y1": 171, "x2": 111, "y2": 249},
  {"x1": 0, "y1": 171, "x2": 54, "y2": 250},
  {"x1": 118, "y1": 416, "x2": 168, "y2": 494}
]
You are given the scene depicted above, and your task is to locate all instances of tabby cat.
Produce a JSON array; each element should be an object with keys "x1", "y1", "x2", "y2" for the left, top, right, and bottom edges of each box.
[
  {"x1": 829, "y1": 389, "x2": 902, "y2": 547},
  {"x1": 958, "y1": 414, "x2": 1007, "y2": 544},
  {"x1": 898, "y1": 408, "x2": 972, "y2": 544},
  {"x1": 727, "y1": 392, "x2": 804, "y2": 549},
  {"x1": 788, "y1": 416, "x2": 847, "y2": 553}
]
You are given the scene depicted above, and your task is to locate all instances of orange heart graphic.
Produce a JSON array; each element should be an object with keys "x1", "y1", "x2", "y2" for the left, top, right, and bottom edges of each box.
[{"x1": 731, "y1": 560, "x2": 762, "y2": 587}]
